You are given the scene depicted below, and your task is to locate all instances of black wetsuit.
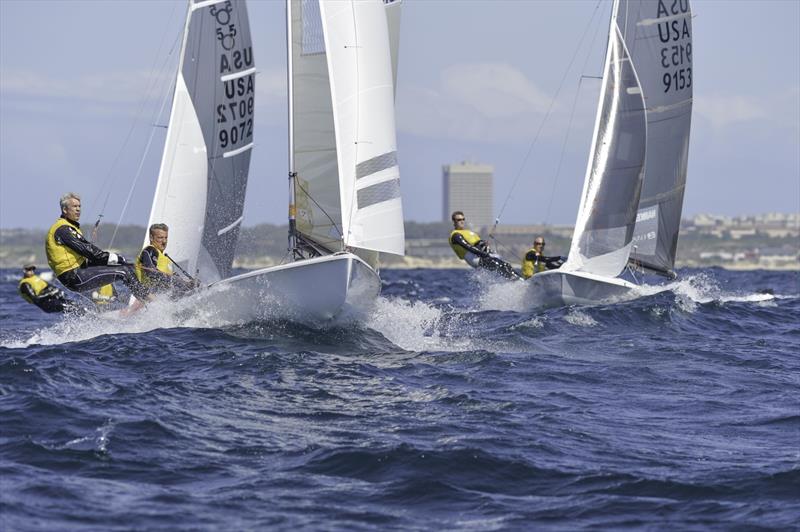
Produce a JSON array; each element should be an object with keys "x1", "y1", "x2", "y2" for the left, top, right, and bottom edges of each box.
[
  {"x1": 19, "y1": 281, "x2": 88, "y2": 314},
  {"x1": 450, "y1": 233, "x2": 520, "y2": 280},
  {"x1": 53, "y1": 219, "x2": 149, "y2": 300},
  {"x1": 20, "y1": 282, "x2": 67, "y2": 313}
]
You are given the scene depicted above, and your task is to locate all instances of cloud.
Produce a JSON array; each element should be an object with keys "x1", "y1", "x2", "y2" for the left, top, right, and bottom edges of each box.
[
  {"x1": 396, "y1": 62, "x2": 579, "y2": 144},
  {"x1": 0, "y1": 69, "x2": 170, "y2": 105},
  {"x1": 694, "y1": 94, "x2": 767, "y2": 129},
  {"x1": 441, "y1": 63, "x2": 551, "y2": 118}
]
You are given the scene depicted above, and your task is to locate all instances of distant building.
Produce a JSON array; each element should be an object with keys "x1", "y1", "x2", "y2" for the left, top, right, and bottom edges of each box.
[{"x1": 442, "y1": 162, "x2": 494, "y2": 229}]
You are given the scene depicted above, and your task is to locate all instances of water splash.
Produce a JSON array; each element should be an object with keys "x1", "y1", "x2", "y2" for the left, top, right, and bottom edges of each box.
[
  {"x1": 364, "y1": 296, "x2": 477, "y2": 353},
  {"x1": 638, "y1": 272, "x2": 778, "y2": 311},
  {"x1": 564, "y1": 309, "x2": 598, "y2": 327}
]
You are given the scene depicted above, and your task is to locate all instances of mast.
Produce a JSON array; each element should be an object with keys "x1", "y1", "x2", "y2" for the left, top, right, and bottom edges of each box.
[{"x1": 286, "y1": 0, "x2": 297, "y2": 256}]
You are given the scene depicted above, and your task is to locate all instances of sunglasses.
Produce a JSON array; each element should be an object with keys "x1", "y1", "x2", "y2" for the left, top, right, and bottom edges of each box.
[
  {"x1": 534, "y1": 242, "x2": 545, "y2": 246},
  {"x1": 454, "y1": 218, "x2": 465, "y2": 222}
]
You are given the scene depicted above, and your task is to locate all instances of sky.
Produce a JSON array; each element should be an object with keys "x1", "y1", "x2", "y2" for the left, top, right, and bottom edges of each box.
[{"x1": 1, "y1": 0, "x2": 798, "y2": 231}]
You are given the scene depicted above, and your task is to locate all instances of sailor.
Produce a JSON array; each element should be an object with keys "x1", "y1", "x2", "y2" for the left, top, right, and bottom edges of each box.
[
  {"x1": 135, "y1": 223, "x2": 195, "y2": 296},
  {"x1": 449, "y1": 211, "x2": 518, "y2": 280},
  {"x1": 521, "y1": 237, "x2": 565, "y2": 279},
  {"x1": 45, "y1": 192, "x2": 151, "y2": 302},
  {"x1": 18, "y1": 264, "x2": 73, "y2": 313}
]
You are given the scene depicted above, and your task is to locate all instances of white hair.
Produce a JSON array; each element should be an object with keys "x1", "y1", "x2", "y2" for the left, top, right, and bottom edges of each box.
[{"x1": 59, "y1": 192, "x2": 81, "y2": 212}]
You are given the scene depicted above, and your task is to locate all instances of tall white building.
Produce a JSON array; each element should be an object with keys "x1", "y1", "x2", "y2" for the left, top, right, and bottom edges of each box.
[{"x1": 442, "y1": 162, "x2": 494, "y2": 229}]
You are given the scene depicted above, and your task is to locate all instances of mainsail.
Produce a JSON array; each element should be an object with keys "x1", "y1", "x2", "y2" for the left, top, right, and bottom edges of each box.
[
  {"x1": 563, "y1": 0, "x2": 647, "y2": 278},
  {"x1": 290, "y1": 0, "x2": 404, "y2": 257},
  {"x1": 626, "y1": 0, "x2": 693, "y2": 276},
  {"x1": 144, "y1": 0, "x2": 255, "y2": 283}
]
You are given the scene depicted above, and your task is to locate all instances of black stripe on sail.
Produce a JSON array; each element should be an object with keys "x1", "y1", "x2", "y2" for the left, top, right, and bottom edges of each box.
[
  {"x1": 356, "y1": 151, "x2": 398, "y2": 180},
  {"x1": 357, "y1": 178, "x2": 401, "y2": 209}
]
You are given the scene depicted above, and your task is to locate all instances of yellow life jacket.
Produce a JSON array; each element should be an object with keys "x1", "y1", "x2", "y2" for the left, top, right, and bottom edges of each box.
[
  {"x1": 92, "y1": 283, "x2": 116, "y2": 305},
  {"x1": 135, "y1": 246, "x2": 173, "y2": 285},
  {"x1": 521, "y1": 248, "x2": 547, "y2": 279},
  {"x1": 19, "y1": 275, "x2": 49, "y2": 304},
  {"x1": 46, "y1": 218, "x2": 86, "y2": 276},
  {"x1": 449, "y1": 229, "x2": 483, "y2": 260}
]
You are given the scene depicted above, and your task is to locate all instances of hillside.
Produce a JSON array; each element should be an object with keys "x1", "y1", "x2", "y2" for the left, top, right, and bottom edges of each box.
[{"x1": 1, "y1": 218, "x2": 797, "y2": 271}]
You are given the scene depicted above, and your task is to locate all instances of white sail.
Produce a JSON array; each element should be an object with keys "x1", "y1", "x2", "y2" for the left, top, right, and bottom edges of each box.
[
  {"x1": 321, "y1": 0, "x2": 404, "y2": 255},
  {"x1": 562, "y1": 0, "x2": 647, "y2": 278},
  {"x1": 625, "y1": 0, "x2": 693, "y2": 276},
  {"x1": 144, "y1": 0, "x2": 255, "y2": 282}
]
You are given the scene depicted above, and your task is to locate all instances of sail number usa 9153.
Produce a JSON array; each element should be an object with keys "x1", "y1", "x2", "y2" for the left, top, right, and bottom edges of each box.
[{"x1": 655, "y1": 0, "x2": 692, "y2": 94}]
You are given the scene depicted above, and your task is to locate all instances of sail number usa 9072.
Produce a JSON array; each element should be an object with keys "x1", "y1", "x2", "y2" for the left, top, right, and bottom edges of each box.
[{"x1": 211, "y1": 0, "x2": 255, "y2": 152}]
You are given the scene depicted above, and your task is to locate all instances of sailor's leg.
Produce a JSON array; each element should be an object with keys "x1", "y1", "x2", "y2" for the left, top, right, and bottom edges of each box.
[
  {"x1": 36, "y1": 297, "x2": 66, "y2": 313},
  {"x1": 61, "y1": 266, "x2": 150, "y2": 301}
]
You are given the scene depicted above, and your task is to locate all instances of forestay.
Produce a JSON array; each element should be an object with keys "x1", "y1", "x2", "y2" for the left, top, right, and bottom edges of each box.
[
  {"x1": 144, "y1": 0, "x2": 255, "y2": 283},
  {"x1": 626, "y1": 0, "x2": 693, "y2": 276},
  {"x1": 291, "y1": 0, "x2": 404, "y2": 257},
  {"x1": 563, "y1": 0, "x2": 647, "y2": 278}
]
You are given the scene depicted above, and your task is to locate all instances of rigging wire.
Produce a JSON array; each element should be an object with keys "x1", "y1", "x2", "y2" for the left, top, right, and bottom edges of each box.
[
  {"x1": 108, "y1": 77, "x2": 177, "y2": 248},
  {"x1": 490, "y1": 0, "x2": 605, "y2": 239},
  {"x1": 294, "y1": 180, "x2": 343, "y2": 240},
  {"x1": 543, "y1": 11, "x2": 608, "y2": 225},
  {"x1": 90, "y1": 2, "x2": 181, "y2": 238}
]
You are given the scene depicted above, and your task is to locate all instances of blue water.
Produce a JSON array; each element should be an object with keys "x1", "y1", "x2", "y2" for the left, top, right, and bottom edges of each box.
[{"x1": 2, "y1": 267, "x2": 798, "y2": 530}]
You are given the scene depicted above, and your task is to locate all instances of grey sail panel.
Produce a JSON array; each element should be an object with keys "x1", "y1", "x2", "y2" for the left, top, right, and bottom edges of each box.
[
  {"x1": 184, "y1": 0, "x2": 255, "y2": 280},
  {"x1": 622, "y1": 0, "x2": 693, "y2": 275},
  {"x1": 291, "y1": 0, "x2": 343, "y2": 253},
  {"x1": 565, "y1": 20, "x2": 647, "y2": 278}
]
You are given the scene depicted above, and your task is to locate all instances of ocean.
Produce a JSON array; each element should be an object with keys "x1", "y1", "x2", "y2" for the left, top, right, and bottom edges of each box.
[{"x1": 1, "y1": 267, "x2": 798, "y2": 530}]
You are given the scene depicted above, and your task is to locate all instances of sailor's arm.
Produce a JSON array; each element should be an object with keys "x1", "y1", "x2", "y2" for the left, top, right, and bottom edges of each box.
[
  {"x1": 450, "y1": 233, "x2": 489, "y2": 257},
  {"x1": 524, "y1": 250, "x2": 540, "y2": 262},
  {"x1": 53, "y1": 224, "x2": 111, "y2": 265}
]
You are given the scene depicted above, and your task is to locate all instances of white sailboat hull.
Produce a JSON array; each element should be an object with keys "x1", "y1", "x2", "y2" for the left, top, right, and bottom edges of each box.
[
  {"x1": 528, "y1": 269, "x2": 638, "y2": 307},
  {"x1": 199, "y1": 253, "x2": 380, "y2": 322}
]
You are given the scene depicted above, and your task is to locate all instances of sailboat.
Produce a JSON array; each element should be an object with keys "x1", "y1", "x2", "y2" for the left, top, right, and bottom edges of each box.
[
  {"x1": 141, "y1": 0, "x2": 404, "y2": 321},
  {"x1": 528, "y1": 0, "x2": 693, "y2": 307}
]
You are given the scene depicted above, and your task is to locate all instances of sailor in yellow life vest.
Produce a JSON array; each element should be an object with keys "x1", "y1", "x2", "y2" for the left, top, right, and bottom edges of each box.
[
  {"x1": 18, "y1": 264, "x2": 75, "y2": 313},
  {"x1": 45, "y1": 192, "x2": 151, "y2": 302},
  {"x1": 521, "y1": 237, "x2": 566, "y2": 279},
  {"x1": 135, "y1": 223, "x2": 196, "y2": 296},
  {"x1": 449, "y1": 211, "x2": 519, "y2": 280}
]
